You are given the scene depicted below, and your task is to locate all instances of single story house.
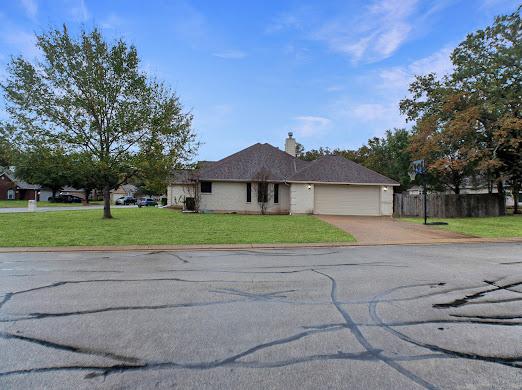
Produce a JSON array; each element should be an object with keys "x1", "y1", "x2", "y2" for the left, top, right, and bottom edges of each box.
[
  {"x1": 167, "y1": 133, "x2": 399, "y2": 216},
  {"x1": 111, "y1": 184, "x2": 138, "y2": 203},
  {"x1": 0, "y1": 171, "x2": 40, "y2": 200}
]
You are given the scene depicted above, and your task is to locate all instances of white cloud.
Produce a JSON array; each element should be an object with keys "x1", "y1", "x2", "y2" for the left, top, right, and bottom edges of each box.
[
  {"x1": 269, "y1": 0, "x2": 452, "y2": 64},
  {"x1": 2, "y1": 30, "x2": 39, "y2": 58},
  {"x1": 100, "y1": 14, "x2": 125, "y2": 30},
  {"x1": 313, "y1": 0, "x2": 418, "y2": 63},
  {"x1": 326, "y1": 85, "x2": 344, "y2": 92},
  {"x1": 212, "y1": 50, "x2": 247, "y2": 59},
  {"x1": 378, "y1": 46, "x2": 454, "y2": 90},
  {"x1": 266, "y1": 13, "x2": 302, "y2": 33},
  {"x1": 68, "y1": 0, "x2": 90, "y2": 22},
  {"x1": 292, "y1": 116, "x2": 332, "y2": 137},
  {"x1": 19, "y1": 0, "x2": 37, "y2": 19}
]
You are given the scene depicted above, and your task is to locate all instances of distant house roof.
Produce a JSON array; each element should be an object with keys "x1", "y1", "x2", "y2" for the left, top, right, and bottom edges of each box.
[
  {"x1": 1, "y1": 170, "x2": 41, "y2": 190},
  {"x1": 112, "y1": 184, "x2": 138, "y2": 194},
  {"x1": 172, "y1": 143, "x2": 398, "y2": 186},
  {"x1": 288, "y1": 155, "x2": 399, "y2": 185}
]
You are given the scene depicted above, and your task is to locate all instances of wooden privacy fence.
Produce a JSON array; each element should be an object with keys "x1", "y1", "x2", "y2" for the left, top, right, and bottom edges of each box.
[{"x1": 394, "y1": 193, "x2": 505, "y2": 218}]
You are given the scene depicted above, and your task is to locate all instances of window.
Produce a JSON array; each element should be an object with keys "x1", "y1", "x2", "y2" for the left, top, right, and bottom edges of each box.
[
  {"x1": 257, "y1": 182, "x2": 268, "y2": 203},
  {"x1": 246, "y1": 183, "x2": 251, "y2": 203},
  {"x1": 274, "y1": 183, "x2": 279, "y2": 204},
  {"x1": 7, "y1": 189, "x2": 15, "y2": 200},
  {"x1": 200, "y1": 181, "x2": 212, "y2": 193}
]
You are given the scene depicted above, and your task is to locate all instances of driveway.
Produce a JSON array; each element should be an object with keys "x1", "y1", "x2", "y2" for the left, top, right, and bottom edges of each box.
[
  {"x1": 317, "y1": 215, "x2": 471, "y2": 245},
  {"x1": 1, "y1": 244, "x2": 521, "y2": 389}
]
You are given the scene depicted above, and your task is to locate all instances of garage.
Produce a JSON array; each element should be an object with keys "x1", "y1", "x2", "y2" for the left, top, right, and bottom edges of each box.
[{"x1": 314, "y1": 184, "x2": 380, "y2": 216}]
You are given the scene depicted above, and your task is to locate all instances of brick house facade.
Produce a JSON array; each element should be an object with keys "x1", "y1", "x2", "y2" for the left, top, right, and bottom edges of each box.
[{"x1": 0, "y1": 172, "x2": 39, "y2": 200}]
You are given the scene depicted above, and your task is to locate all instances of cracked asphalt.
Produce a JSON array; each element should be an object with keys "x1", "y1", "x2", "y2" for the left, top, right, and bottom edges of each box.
[{"x1": 0, "y1": 243, "x2": 521, "y2": 389}]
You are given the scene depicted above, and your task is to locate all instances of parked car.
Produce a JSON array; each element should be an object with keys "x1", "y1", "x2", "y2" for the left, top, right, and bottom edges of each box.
[
  {"x1": 115, "y1": 196, "x2": 137, "y2": 205},
  {"x1": 137, "y1": 198, "x2": 158, "y2": 208},
  {"x1": 49, "y1": 195, "x2": 83, "y2": 203}
]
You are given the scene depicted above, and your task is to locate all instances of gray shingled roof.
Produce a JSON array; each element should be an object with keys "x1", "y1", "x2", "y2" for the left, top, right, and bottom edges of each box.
[
  {"x1": 198, "y1": 143, "x2": 309, "y2": 182},
  {"x1": 1, "y1": 170, "x2": 41, "y2": 190},
  {"x1": 288, "y1": 155, "x2": 399, "y2": 185},
  {"x1": 174, "y1": 143, "x2": 398, "y2": 185}
]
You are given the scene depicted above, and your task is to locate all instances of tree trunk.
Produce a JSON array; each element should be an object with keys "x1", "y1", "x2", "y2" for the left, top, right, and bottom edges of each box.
[
  {"x1": 513, "y1": 179, "x2": 520, "y2": 215},
  {"x1": 84, "y1": 189, "x2": 90, "y2": 204},
  {"x1": 52, "y1": 189, "x2": 57, "y2": 199},
  {"x1": 497, "y1": 180, "x2": 504, "y2": 195},
  {"x1": 103, "y1": 186, "x2": 112, "y2": 219}
]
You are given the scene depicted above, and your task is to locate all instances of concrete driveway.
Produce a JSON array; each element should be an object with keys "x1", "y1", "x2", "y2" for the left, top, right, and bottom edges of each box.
[
  {"x1": 1, "y1": 244, "x2": 521, "y2": 389},
  {"x1": 317, "y1": 215, "x2": 471, "y2": 245}
]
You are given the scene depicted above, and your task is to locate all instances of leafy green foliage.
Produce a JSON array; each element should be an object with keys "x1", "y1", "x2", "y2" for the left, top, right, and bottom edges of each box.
[
  {"x1": 14, "y1": 147, "x2": 71, "y2": 197},
  {"x1": 2, "y1": 26, "x2": 196, "y2": 217}
]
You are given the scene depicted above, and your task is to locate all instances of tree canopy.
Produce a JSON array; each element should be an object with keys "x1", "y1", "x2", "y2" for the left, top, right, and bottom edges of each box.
[{"x1": 2, "y1": 26, "x2": 196, "y2": 217}]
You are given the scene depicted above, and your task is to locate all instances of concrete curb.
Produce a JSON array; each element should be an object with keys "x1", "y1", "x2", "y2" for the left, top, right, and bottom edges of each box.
[{"x1": 0, "y1": 237, "x2": 521, "y2": 253}]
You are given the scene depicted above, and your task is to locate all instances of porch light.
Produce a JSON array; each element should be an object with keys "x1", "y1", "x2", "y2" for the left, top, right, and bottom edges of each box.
[
  {"x1": 383, "y1": 186, "x2": 388, "y2": 191},
  {"x1": 307, "y1": 184, "x2": 312, "y2": 190}
]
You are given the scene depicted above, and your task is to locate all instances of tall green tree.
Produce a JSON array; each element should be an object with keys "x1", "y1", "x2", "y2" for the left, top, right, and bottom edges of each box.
[
  {"x1": 358, "y1": 129, "x2": 413, "y2": 191},
  {"x1": 0, "y1": 124, "x2": 17, "y2": 169},
  {"x1": 15, "y1": 147, "x2": 71, "y2": 199},
  {"x1": 401, "y1": 79, "x2": 480, "y2": 194},
  {"x1": 68, "y1": 153, "x2": 104, "y2": 203},
  {"x1": 2, "y1": 26, "x2": 196, "y2": 218},
  {"x1": 451, "y1": 6, "x2": 521, "y2": 211}
]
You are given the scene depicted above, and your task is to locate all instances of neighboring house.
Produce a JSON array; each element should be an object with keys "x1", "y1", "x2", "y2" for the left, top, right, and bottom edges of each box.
[
  {"x1": 167, "y1": 133, "x2": 399, "y2": 216},
  {"x1": 0, "y1": 171, "x2": 40, "y2": 200},
  {"x1": 111, "y1": 184, "x2": 138, "y2": 203}
]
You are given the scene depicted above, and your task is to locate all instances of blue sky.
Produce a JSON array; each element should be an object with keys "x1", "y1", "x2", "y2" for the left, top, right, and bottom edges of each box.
[{"x1": 0, "y1": 0, "x2": 519, "y2": 161}]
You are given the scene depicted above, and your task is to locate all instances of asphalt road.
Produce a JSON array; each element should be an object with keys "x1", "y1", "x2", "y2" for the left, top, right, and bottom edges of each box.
[{"x1": 1, "y1": 243, "x2": 521, "y2": 389}]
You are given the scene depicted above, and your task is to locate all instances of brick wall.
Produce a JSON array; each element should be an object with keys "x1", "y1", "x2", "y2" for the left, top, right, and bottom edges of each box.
[{"x1": 0, "y1": 174, "x2": 17, "y2": 200}]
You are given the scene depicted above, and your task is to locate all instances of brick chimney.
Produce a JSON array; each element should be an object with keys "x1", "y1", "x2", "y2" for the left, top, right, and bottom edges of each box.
[{"x1": 285, "y1": 132, "x2": 297, "y2": 157}]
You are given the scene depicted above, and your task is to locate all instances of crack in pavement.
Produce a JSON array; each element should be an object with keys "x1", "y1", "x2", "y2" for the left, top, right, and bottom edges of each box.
[
  {"x1": 0, "y1": 277, "x2": 241, "y2": 310},
  {"x1": 0, "y1": 323, "x2": 450, "y2": 379},
  {"x1": 0, "y1": 298, "x2": 248, "y2": 323},
  {"x1": 0, "y1": 331, "x2": 139, "y2": 364},
  {"x1": 312, "y1": 270, "x2": 438, "y2": 390},
  {"x1": 369, "y1": 284, "x2": 522, "y2": 369},
  {"x1": 433, "y1": 280, "x2": 522, "y2": 309}
]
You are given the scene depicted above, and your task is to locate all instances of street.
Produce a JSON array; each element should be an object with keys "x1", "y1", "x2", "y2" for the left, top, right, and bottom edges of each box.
[{"x1": 1, "y1": 243, "x2": 521, "y2": 389}]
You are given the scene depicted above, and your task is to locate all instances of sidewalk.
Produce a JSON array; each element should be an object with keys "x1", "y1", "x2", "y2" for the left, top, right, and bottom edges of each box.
[{"x1": 0, "y1": 237, "x2": 520, "y2": 253}]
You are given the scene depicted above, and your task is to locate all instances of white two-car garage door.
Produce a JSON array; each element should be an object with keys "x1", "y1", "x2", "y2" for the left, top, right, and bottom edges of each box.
[{"x1": 314, "y1": 184, "x2": 380, "y2": 216}]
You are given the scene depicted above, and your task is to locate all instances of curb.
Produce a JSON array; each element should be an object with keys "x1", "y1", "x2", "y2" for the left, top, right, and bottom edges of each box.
[{"x1": 0, "y1": 238, "x2": 521, "y2": 253}]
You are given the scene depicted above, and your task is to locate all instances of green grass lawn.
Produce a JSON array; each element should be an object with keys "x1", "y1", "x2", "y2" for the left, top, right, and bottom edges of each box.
[
  {"x1": 402, "y1": 215, "x2": 522, "y2": 238},
  {"x1": 0, "y1": 200, "x2": 103, "y2": 208},
  {"x1": 0, "y1": 208, "x2": 354, "y2": 247}
]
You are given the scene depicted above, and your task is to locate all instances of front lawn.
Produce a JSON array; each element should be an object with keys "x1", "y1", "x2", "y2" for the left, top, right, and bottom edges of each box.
[
  {"x1": 0, "y1": 208, "x2": 354, "y2": 247},
  {"x1": 0, "y1": 200, "x2": 103, "y2": 208},
  {"x1": 402, "y1": 215, "x2": 522, "y2": 238}
]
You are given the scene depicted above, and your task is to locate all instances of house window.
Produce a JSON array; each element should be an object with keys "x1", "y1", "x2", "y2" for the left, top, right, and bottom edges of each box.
[
  {"x1": 200, "y1": 181, "x2": 212, "y2": 193},
  {"x1": 258, "y1": 182, "x2": 268, "y2": 203},
  {"x1": 7, "y1": 189, "x2": 15, "y2": 200},
  {"x1": 246, "y1": 183, "x2": 251, "y2": 203},
  {"x1": 274, "y1": 183, "x2": 279, "y2": 204}
]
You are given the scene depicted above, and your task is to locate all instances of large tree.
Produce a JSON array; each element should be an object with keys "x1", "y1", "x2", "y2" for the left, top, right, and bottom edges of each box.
[
  {"x1": 451, "y1": 6, "x2": 521, "y2": 211},
  {"x1": 15, "y1": 146, "x2": 71, "y2": 199},
  {"x1": 401, "y1": 78, "x2": 480, "y2": 194},
  {"x1": 0, "y1": 124, "x2": 17, "y2": 168},
  {"x1": 2, "y1": 26, "x2": 196, "y2": 218}
]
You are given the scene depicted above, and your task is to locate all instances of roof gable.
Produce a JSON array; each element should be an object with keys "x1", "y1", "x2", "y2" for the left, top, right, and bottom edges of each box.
[
  {"x1": 173, "y1": 143, "x2": 398, "y2": 186},
  {"x1": 289, "y1": 155, "x2": 399, "y2": 185},
  {"x1": 198, "y1": 143, "x2": 308, "y2": 182}
]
